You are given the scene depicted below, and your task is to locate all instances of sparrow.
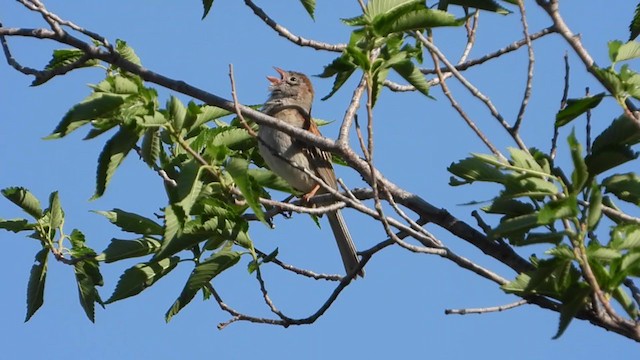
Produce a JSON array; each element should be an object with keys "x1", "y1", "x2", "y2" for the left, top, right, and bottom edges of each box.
[{"x1": 257, "y1": 68, "x2": 363, "y2": 277}]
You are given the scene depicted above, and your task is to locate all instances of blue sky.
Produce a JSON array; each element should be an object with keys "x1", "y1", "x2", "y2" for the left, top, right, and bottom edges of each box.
[{"x1": 1, "y1": 1, "x2": 638, "y2": 358}]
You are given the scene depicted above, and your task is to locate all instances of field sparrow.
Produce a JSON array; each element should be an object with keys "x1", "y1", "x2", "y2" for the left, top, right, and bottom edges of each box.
[{"x1": 258, "y1": 68, "x2": 363, "y2": 277}]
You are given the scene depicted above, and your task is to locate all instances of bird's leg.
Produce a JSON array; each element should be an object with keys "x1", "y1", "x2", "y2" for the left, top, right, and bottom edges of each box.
[{"x1": 302, "y1": 184, "x2": 321, "y2": 203}]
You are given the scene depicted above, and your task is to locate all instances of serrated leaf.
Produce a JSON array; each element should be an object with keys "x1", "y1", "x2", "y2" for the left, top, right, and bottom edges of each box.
[
  {"x1": 92, "y1": 126, "x2": 140, "y2": 199},
  {"x1": 190, "y1": 105, "x2": 233, "y2": 131},
  {"x1": 42, "y1": 48, "x2": 98, "y2": 73},
  {"x1": 2, "y1": 187, "x2": 43, "y2": 219},
  {"x1": 168, "y1": 96, "x2": 187, "y2": 133},
  {"x1": 555, "y1": 93, "x2": 605, "y2": 127},
  {"x1": 140, "y1": 128, "x2": 160, "y2": 167},
  {"x1": 299, "y1": 0, "x2": 315, "y2": 19},
  {"x1": 248, "y1": 168, "x2": 297, "y2": 193},
  {"x1": 509, "y1": 147, "x2": 546, "y2": 173},
  {"x1": 592, "y1": 115, "x2": 640, "y2": 152},
  {"x1": 614, "y1": 41, "x2": 640, "y2": 63},
  {"x1": 165, "y1": 250, "x2": 241, "y2": 322},
  {"x1": 448, "y1": 0, "x2": 512, "y2": 14},
  {"x1": 201, "y1": 0, "x2": 214, "y2": 19},
  {"x1": 631, "y1": 3, "x2": 640, "y2": 41},
  {"x1": 518, "y1": 232, "x2": 567, "y2": 246},
  {"x1": 537, "y1": 196, "x2": 578, "y2": 224},
  {"x1": 175, "y1": 160, "x2": 203, "y2": 215},
  {"x1": 489, "y1": 213, "x2": 539, "y2": 238},
  {"x1": 553, "y1": 284, "x2": 590, "y2": 339},
  {"x1": 210, "y1": 127, "x2": 252, "y2": 149},
  {"x1": 392, "y1": 59, "x2": 431, "y2": 97},
  {"x1": 94, "y1": 208, "x2": 163, "y2": 235},
  {"x1": 226, "y1": 157, "x2": 266, "y2": 223},
  {"x1": 587, "y1": 182, "x2": 603, "y2": 230},
  {"x1": 448, "y1": 156, "x2": 507, "y2": 185},
  {"x1": 106, "y1": 257, "x2": 179, "y2": 304},
  {"x1": 585, "y1": 145, "x2": 638, "y2": 176},
  {"x1": 154, "y1": 204, "x2": 187, "y2": 260},
  {"x1": 45, "y1": 93, "x2": 127, "y2": 139},
  {"x1": 0, "y1": 218, "x2": 34, "y2": 233},
  {"x1": 25, "y1": 248, "x2": 48, "y2": 322},
  {"x1": 74, "y1": 259, "x2": 103, "y2": 322},
  {"x1": 98, "y1": 237, "x2": 162, "y2": 263},
  {"x1": 611, "y1": 224, "x2": 640, "y2": 249},
  {"x1": 603, "y1": 172, "x2": 640, "y2": 205},
  {"x1": 482, "y1": 198, "x2": 535, "y2": 216},
  {"x1": 609, "y1": 40, "x2": 623, "y2": 63},
  {"x1": 115, "y1": 39, "x2": 141, "y2": 66},
  {"x1": 567, "y1": 130, "x2": 588, "y2": 193},
  {"x1": 47, "y1": 191, "x2": 63, "y2": 231}
]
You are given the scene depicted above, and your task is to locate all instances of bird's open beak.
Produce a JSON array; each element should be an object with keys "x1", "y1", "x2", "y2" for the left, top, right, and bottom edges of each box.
[{"x1": 266, "y1": 67, "x2": 286, "y2": 85}]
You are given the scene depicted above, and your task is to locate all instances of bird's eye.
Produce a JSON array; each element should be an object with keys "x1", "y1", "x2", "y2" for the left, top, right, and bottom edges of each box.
[{"x1": 289, "y1": 76, "x2": 298, "y2": 83}]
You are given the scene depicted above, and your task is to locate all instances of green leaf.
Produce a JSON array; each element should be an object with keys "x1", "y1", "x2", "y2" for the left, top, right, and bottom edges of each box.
[
  {"x1": 608, "y1": 40, "x2": 623, "y2": 63},
  {"x1": 567, "y1": 130, "x2": 588, "y2": 193},
  {"x1": 509, "y1": 148, "x2": 547, "y2": 174},
  {"x1": 448, "y1": 0, "x2": 512, "y2": 14},
  {"x1": 518, "y1": 232, "x2": 567, "y2": 246},
  {"x1": 115, "y1": 39, "x2": 141, "y2": 66},
  {"x1": 587, "y1": 182, "x2": 603, "y2": 230},
  {"x1": 318, "y1": 55, "x2": 357, "y2": 101},
  {"x1": 97, "y1": 237, "x2": 162, "y2": 263},
  {"x1": 611, "y1": 224, "x2": 640, "y2": 250},
  {"x1": 482, "y1": 198, "x2": 535, "y2": 216},
  {"x1": 299, "y1": 0, "x2": 315, "y2": 19},
  {"x1": 46, "y1": 93, "x2": 127, "y2": 139},
  {"x1": 47, "y1": 191, "x2": 64, "y2": 231},
  {"x1": 631, "y1": 3, "x2": 640, "y2": 41},
  {"x1": 248, "y1": 168, "x2": 297, "y2": 193},
  {"x1": 39, "y1": 49, "x2": 98, "y2": 83},
  {"x1": 74, "y1": 259, "x2": 103, "y2": 322},
  {"x1": 167, "y1": 96, "x2": 187, "y2": 133},
  {"x1": 392, "y1": 59, "x2": 431, "y2": 97},
  {"x1": 592, "y1": 114, "x2": 640, "y2": 151},
  {"x1": 447, "y1": 157, "x2": 507, "y2": 185},
  {"x1": 154, "y1": 204, "x2": 186, "y2": 260},
  {"x1": 555, "y1": 93, "x2": 604, "y2": 127},
  {"x1": 227, "y1": 157, "x2": 266, "y2": 223},
  {"x1": 201, "y1": 0, "x2": 214, "y2": 19},
  {"x1": 613, "y1": 41, "x2": 640, "y2": 63},
  {"x1": 489, "y1": 213, "x2": 539, "y2": 238},
  {"x1": 585, "y1": 145, "x2": 638, "y2": 176},
  {"x1": 553, "y1": 284, "x2": 590, "y2": 339},
  {"x1": 2, "y1": 187, "x2": 43, "y2": 219},
  {"x1": 537, "y1": 195, "x2": 578, "y2": 224},
  {"x1": 25, "y1": 248, "x2": 48, "y2": 322},
  {"x1": 92, "y1": 126, "x2": 140, "y2": 199},
  {"x1": 165, "y1": 250, "x2": 241, "y2": 322},
  {"x1": 106, "y1": 257, "x2": 180, "y2": 304},
  {"x1": 140, "y1": 128, "x2": 160, "y2": 167},
  {"x1": 175, "y1": 160, "x2": 204, "y2": 215},
  {"x1": 0, "y1": 218, "x2": 34, "y2": 233},
  {"x1": 69, "y1": 229, "x2": 104, "y2": 323},
  {"x1": 94, "y1": 209, "x2": 163, "y2": 235},
  {"x1": 602, "y1": 172, "x2": 640, "y2": 205}
]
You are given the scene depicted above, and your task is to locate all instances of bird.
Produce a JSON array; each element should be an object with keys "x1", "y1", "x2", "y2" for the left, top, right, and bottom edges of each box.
[{"x1": 257, "y1": 67, "x2": 364, "y2": 277}]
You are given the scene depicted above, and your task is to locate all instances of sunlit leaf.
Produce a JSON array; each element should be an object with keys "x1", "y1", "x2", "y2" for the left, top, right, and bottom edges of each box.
[
  {"x1": 165, "y1": 250, "x2": 241, "y2": 322},
  {"x1": 2, "y1": 187, "x2": 43, "y2": 219},
  {"x1": 97, "y1": 237, "x2": 162, "y2": 263},
  {"x1": 555, "y1": 93, "x2": 604, "y2": 127},
  {"x1": 94, "y1": 208, "x2": 163, "y2": 235},
  {"x1": 92, "y1": 126, "x2": 140, "y2": 199},
  {"x1": 106, "y1": 257, "x2": 179, "y2": 303},
  {"x1": 25, "y1": 248, "x2": 48, "y2": 322}
]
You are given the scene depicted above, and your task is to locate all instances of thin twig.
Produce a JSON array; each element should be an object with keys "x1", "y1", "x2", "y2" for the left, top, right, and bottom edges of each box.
[
  {"x1": 243, "y1": 0, "x2": 345, "y2": 52},
  {"x1": 445, "y1": 299, "x2": 528, "y2": 315},
  {"x1": 512, "y1": 0, "x2": 535, "y2": 132}
]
